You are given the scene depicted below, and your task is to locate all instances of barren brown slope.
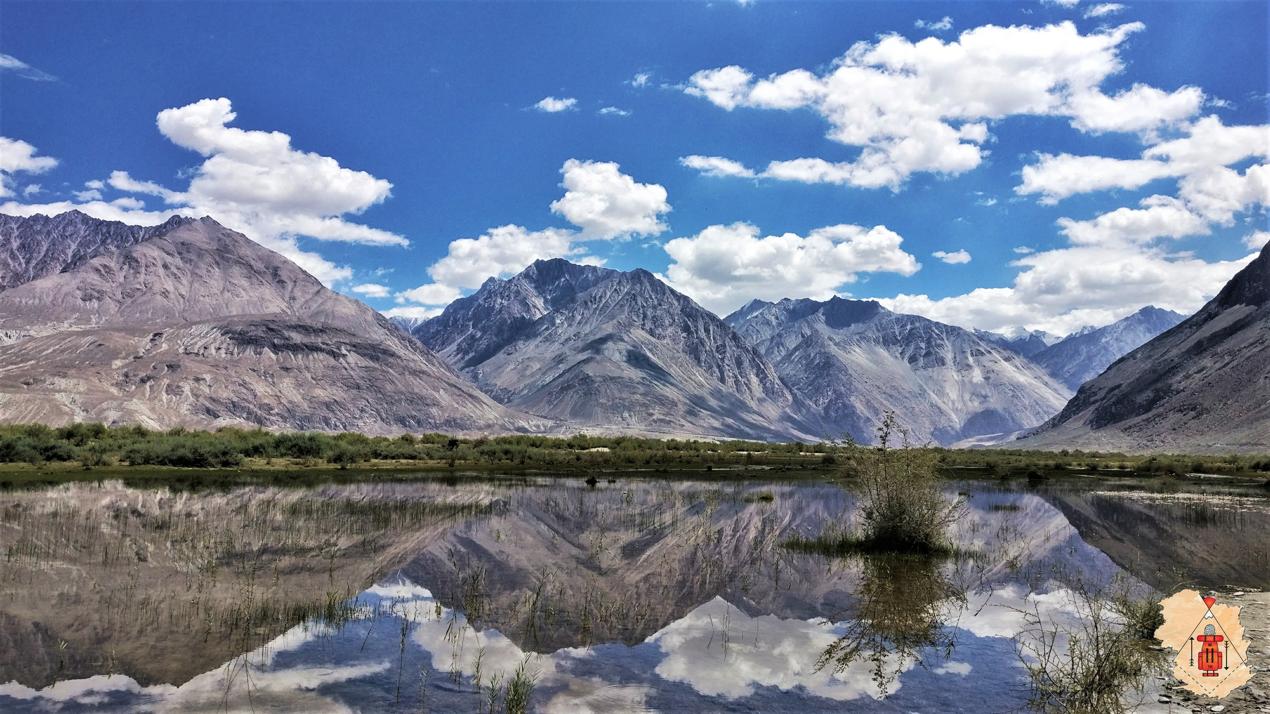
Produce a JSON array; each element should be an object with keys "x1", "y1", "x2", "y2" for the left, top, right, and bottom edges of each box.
[
  {"x1": 1017, "y1": 242, "x2": 1269, "y2": 453},
  {"x1": 0, "y1": 214, "x2": 541, "y2": 434}
]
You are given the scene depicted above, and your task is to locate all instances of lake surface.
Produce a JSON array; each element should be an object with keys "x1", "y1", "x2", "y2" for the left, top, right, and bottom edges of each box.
[{"x1": 0, "y1": 473, "x2": 1266, "y2": 712}]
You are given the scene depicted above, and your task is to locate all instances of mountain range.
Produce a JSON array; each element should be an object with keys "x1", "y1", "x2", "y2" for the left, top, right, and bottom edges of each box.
[
  {"x1": 1, "y1": 210, "x2": 1263, "y2": 451},
  {"x1": 723, "y1": 296, "x2": 1071, "y2": 444},
  {"x1": 973, "y1": 328, "x2": 1061, "y2": 359},
  {"x1": 1028, "y1": 306, "x2": 1186, "y2": 390},
  {"x1": 1021, "y1": 241, "x2": 1269, "y2": 453},
  {"x1": 413, "y1": 258, "x2": 824, "y2": 440},
  {"x1": 0, "y1": 211, "x2": 535, "y2": 434}
]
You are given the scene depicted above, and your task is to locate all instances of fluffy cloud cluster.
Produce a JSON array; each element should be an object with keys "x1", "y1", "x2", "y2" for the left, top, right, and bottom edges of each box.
[
  {"x1": 679, "y1": 154, "x2": 756, "y2": 178},
  {"x1": 550, "y1": 159, "x2": 670, "y2": 238},
  {"x1": 884, "y1": 246, "x2": 1253, "y2": 335},
  {"x1": 392, "y1": 160, "x2": 668, "y2": 314},
  {"x1": 1017, "y1": 116, "x2": 1270, "y2": 204},
  {"x1": 682, "y1": 22, "x2": 1204, "y2": 189},
  {"x1": 662, "y1": 222, "x2": 919, "y2": 315},
  {"x1": 1, "y1": 98, "x2": 402, "y2": 284},
  {"x1": 0, "y1": 137, "x2": 58, "y2": 197},
  {"x1": 893, "y1": 111, "x2": 1268, "y2": 333}
]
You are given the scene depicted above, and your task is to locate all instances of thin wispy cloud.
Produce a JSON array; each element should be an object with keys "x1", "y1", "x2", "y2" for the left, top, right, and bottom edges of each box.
[{"x1": 0, "y1": 53, "x2": 56, "y2": 81}]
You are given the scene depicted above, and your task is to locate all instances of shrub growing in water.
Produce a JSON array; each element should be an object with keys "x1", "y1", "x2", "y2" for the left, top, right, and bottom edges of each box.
[{"x1": 843, "y1": 412, "x2": 964, "y2": 555}]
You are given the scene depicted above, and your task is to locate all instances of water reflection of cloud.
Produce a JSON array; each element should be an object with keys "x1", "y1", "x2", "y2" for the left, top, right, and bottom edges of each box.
[
  {"x1": 0, "y1": 618, "x2": 388, "y2": 712},
  {"x1": 0, "y1": 574, "x2": 1109, "y2": 713},
  {"x1": 648, "y1": 596, "x2": 911, "y2": 701}
]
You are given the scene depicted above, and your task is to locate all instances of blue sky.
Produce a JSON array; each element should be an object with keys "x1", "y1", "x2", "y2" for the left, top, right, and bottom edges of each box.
[{"x1": 1, "y1": 0, "x2": 1267, "y2": 335}]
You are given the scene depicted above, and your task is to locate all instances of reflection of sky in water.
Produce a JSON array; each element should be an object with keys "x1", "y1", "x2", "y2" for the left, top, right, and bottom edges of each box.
[
  {"x1": 0, "y1": 579, "x2": 1158, "y2": 712},
  {"x1": 1, "y1": 480, "x2": 1225, "y2": 712}
]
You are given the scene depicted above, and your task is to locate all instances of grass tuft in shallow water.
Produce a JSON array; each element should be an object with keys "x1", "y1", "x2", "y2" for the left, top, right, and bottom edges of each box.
[{"x1": 1016, "y1": 580, "x2": 1167, "y2": 714}]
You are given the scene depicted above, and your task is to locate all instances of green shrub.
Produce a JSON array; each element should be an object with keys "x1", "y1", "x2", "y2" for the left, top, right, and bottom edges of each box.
[{"x1": 843, "y1": 413, "x2": 964, "y2": 555}]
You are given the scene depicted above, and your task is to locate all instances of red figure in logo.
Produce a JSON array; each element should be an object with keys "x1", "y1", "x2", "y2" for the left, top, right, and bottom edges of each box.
[{"x1": 1197, "y1": 624, "x2": 1224, "y2": 677}]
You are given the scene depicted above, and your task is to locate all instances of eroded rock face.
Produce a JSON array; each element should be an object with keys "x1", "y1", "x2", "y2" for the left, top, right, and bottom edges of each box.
[
  {"x1": 414, "y1": 258, "x2": 825, "y2": 440},
  {"x1": 0, "y1": 211, "x2": 194, "y2": 291},
  {"x1": 726, "y1": 296, "x2": 1071, "y2": 445},
  {"x1": 1030, "y1": 306, "x2": 1186, "y2": 390},
  {"x1": 1021, "y1": 242, "x2": 1270, "y2": 453},
  {"x1": 0, "y1": 213, "x2": 540, "y2": 434}
]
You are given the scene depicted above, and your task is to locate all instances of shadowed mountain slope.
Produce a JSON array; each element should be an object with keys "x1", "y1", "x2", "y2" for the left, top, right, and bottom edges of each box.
[
  {"x1": 1031, "y1": 306, "x2": 1186, "y2": 390},
  {"x1": 1019, "y1": 243, "x2": 1269, "y2": 453}
]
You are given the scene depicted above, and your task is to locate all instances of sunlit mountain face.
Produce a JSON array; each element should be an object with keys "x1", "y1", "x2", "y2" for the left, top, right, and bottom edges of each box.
[{"x1": 2, "y1": 474, "x2": 1265, "y2": 711}]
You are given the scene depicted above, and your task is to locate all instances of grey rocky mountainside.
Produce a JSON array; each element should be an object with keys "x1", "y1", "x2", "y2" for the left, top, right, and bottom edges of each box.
[
  {"x1": 413, "y1": 258, "x2": 826, "y2": 440},
  {"x1": 973, "y1": 328, "x2": 1061, "y2": 359},
  {"x1": 725, "y1": 296, "x2": 1071, "y2": 445},
  {"x1": 1030, "y1": 305, "x2": 1186, "y2": 390},
  {"x1": 0, "y1": 211, "x2": 195, "y2": 290},
  {"x1": 0, "y1": 213, "x2": 539, "y2": 434},
  {"x1": 1018, "y1": 241, "x2": 1270, "y2": 453}
]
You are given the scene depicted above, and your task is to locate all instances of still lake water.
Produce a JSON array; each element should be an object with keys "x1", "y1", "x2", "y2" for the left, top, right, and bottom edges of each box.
[{"x1": 0, "y1": 473, "x2": 1266, "y2": 712}]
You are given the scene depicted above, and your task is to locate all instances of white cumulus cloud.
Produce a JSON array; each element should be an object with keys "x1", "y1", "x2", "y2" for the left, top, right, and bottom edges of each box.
[
  {"x1": 2, "y1": 98, "x2": 405, "y2": 285},
  {"x1": 1057, "y1": 195, "x2": 1210, "y2": 245},
  {"x1": 349, "y1": 283, "x2": 391, "y2": 298},
  {"x1": 932, "y1": 249, "x2": 972, "y2": 264},
  {"x1": 882, "y1": 246, "x2": 1253, "y2": 335},
  {"x1": 678, "y1": 155, "x2": 756, "y2": 178},
  {"x1": 550, "y1": 159, "x2": 670, "y2": 239},
  {"x1": 662, "y1": 222, "x2": 920, "y2": 315},
  {"x1": 534, "y1": 96, "x2": 578, "y2": 113},
  {"x1": 682, "y1": 22, "x2": 1197, "y2": 190}
]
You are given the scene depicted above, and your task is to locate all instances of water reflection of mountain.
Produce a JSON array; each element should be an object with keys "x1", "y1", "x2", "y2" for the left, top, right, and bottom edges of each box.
[
  {"x1": 397, "y1": 480, "x2": 1127, "y2": 653},
  {"x1": 1040, "y1": 487, "x2": 1270, "y2": 591},
  {"x1": 1, "y1": 475, "x2": 1229, "y2": 710},
  {"x1": 0, "y1": 481, "x2": 494, "y2": 687}
]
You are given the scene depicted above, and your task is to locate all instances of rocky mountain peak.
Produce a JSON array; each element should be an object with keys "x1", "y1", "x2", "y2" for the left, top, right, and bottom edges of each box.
[
  {"x1": 1213, "y1": 241, "x2": 1270, "y2": 309},
  {"x1": 411, "y1": 257, "x2": 822, "y2": 440},
  {"x1": 0, "y1": 210, "x2": 534, "y2": 435},
  {"x1": 819, "y1": 296, "x2": 885, "y2": 328},
  {"x1": 1031, "y1": 305, "x2": 1186, "y2": 390},
  {"x1": 727, "y1": 292, "x2": 1070, "y2": 444},
  {"x1": 1020, "y1": 247, "x2": 1269, "y2": 452},
  {"x1": 0, "y1": 210, "x2": 198, "y2": 290}
]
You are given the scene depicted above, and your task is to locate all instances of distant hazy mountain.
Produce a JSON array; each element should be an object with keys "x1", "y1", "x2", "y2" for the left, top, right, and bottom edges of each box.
[
  {"x1": 0, "y1": 213, "x2": 537, "y2": 434},
  {"x1": 0, "y1": 211, "x2": 194, "y2": 290},
  {"x1": 974, "y1": 328, "x2": 1062, "y2": 359},
  {"x1": 1020, "y1": 243, "x2": 1269, "y2": 453},
  {"x1": 725, "y1": 297, "x2": 1071, "y2": 445},
  {"x1": 1031, "y1": 306, "x2": 1186, "y2": 390},
  {"x1": 388, "y1": 315, "x2": 431, "y2": 334},
  {"x1": 413, "y1": 258, "x2": 824, "y2": 440}
]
